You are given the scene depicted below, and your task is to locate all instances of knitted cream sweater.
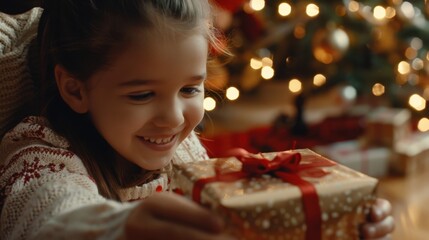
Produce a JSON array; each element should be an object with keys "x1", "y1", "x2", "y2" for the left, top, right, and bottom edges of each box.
[
  {"x1": 0, "y1": 116, "x2": 209, "y2": 239},
  {"x1": 0, "y1": 8, "x2": 42, "y2": 139}
]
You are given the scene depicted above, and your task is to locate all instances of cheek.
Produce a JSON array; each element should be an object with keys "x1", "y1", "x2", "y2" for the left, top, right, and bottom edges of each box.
[
  {"x1": 187, "y1": 96, "x2": 205, "y2": 126},
  {"x1": 88, "y1": 96, "x2": 145, "y2": 138}
]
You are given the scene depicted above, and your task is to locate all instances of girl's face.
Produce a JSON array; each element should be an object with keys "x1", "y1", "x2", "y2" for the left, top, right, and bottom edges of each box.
[{"x1": 83, "y1": 32, "x2": 207, "y2": 170}]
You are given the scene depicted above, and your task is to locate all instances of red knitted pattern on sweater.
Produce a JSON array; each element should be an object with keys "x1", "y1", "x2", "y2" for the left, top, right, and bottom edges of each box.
[{"x1": 0, "y1": 146, "x2": 71, "y2": 209}]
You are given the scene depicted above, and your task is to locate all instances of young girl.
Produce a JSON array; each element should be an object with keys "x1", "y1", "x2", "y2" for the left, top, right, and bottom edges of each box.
[{"x1": 0, "y1": 0, "x2": 394, "y2": 239}]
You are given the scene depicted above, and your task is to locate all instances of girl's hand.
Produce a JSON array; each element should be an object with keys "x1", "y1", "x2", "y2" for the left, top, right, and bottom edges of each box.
[
  {"x1": 360, "y1": 198, "x2": 395, "y2": 239},
  {"x1": 123, "y1": 192, "x2": 234, "y2": 240}
]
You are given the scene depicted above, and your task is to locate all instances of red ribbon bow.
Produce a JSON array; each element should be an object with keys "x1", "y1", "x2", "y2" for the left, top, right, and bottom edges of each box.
[
  {"x1": 239, "y1": 151, "x2": 301, "y2": 174},
  {"x1": 237, "y1": 150, "x2": 332, "y2": 178},
  {"x1": 192, "y1": 149, "x2": 336, "y2": 240}
]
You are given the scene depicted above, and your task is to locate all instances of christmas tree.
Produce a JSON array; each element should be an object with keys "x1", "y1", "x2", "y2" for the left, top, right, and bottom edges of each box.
[{"x1": 206, "y1": 0, "x2": 429, "y2": 132}]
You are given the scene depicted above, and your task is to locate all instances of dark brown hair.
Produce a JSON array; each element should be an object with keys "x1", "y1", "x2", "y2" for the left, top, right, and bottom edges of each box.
[{"x1": 37, "y1": 0, "x2": 227, "y2": 200}]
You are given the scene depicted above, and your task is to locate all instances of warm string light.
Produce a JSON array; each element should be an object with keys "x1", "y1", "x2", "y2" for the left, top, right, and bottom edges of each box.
[
  {"x1": 369, "y1": 5, "x2": 396, "y2": 21},
  {"x1": 395, "y1": 34, "x2": 428, "y2": 108},
  {"x1": 385, "y1": 7, "x2": 396, "y2": 19},
  {"x1": 409, "y1": 94, "x2": 426, "y2": 111},
  {"x1": 226, "y1": 86, "x2": 240, "y2": 101},
  {"x1": 418, "y1": 118, "x2": 429, "y2": 132},
  {"x1": 203, "y1": 97, "x2": 216, "y2": 111},
  {"x1": 313, "y1": 74, "x2": 326, "y2": 86},
  {"x1": 306, "y1": 3, "x2": 320, "y2": 17},
  {"x1": 261, "y1": 57, "x2": 273, "y2": 66},
  {"x1": 372, "y1": 83, "x2": 385, "y2": 96},
  {"x1": 276, "y1": 2, "x2": 322, "y2": 18},
  {"x1": 261, "y1": 66, "x2": 274, "y2": 80},
  {"x1": 347, "y1": 1, "x2": 359, "y2": 13},
  {"x1": 205, "y1": 86, "x2": 240, "y2": 112},
  {"x1": 373, "y1": 6, "x2": 386, "y2": 20},
  {"x1": 289, "y1": 79, "x2": 302, "y2": 93},
  {"x1": 249, "y1": 0, "x2": 265, "y2": 11},
  {"x1": 278, "y1": 2, "x2": 292, "y2": 17},
  {"x1": 347, "y1": 1, "x2": 396, "y2": 24},
  {"x1": 249, "y1": 56, "x2": 275, "y2": 80},
  {"x1": 398, "y1": 61, "x2": 411, "y2": 75},
  {"x1": 261, "y1": 57, "x2": 274, "y2": 80},
  {"x1": 250, "y1": 58, "x2": 263, "y2": 69}
]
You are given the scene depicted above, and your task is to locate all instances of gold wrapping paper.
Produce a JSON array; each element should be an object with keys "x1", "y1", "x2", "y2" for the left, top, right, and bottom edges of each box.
[{"x1": 173, "y1": 149, "x2": 378, "y2": 240}]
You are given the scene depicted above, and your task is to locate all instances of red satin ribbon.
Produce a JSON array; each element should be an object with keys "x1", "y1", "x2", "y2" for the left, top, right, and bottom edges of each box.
[{"x1": 192, "y1": 150, "x2": 336, "y2": 240}]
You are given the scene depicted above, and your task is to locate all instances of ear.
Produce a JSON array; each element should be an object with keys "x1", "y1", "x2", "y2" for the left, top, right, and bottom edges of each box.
[{"x1": 54, "y1": 65, "x2": 89, "y2": 114}]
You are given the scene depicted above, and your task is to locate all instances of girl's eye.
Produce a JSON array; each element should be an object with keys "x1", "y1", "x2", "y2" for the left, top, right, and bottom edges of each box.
[
  {"x1": 127, "y1": 92, "x2": 154, "y2": 101},
  {"x1": 181, "y1": 87, "x2": 202, "y2": 96}
]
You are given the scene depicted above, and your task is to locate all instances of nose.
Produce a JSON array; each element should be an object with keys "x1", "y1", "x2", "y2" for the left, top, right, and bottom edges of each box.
[{"x1": 152, "y1": 97, "x2": 185, "y2": 128}]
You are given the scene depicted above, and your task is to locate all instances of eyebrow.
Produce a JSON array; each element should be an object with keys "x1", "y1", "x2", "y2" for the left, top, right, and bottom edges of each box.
[
  {"x1": 118, "y1": 73, "x2": 207, "y2": 87},
  {"x1": 118, "y1": 79, "x2": 155, "y2": 87},
  {"x1": 191, "y1": 73, "x2": 207, "y2": 81}
]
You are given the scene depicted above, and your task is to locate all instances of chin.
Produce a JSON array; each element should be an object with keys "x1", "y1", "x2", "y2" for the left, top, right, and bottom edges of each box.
[{"x1": 137, "y1": 155, "x2": 173, "y2": 171}]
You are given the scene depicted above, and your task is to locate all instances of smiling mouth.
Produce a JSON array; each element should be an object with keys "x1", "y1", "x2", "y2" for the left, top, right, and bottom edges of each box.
[{"x1": 142, "y1": 135, "x2": 175, "y2": 145}]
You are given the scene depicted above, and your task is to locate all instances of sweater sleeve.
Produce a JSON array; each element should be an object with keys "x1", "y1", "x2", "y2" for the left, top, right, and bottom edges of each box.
[{"x1": 0, "y1": 145, "x2": 135, "y2": 240}]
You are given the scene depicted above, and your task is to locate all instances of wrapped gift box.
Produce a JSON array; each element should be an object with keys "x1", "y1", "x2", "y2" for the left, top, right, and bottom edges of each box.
[
  {"x1": 313, "y1": 140, "x2": 391, "y2": 178},
  {"x1": 173, "y1": 149, "x2": 378, "y2": 240},
  {"x1": 365, "y1": 107, "x2": 411, "y2": 147},
  {"x1": 392, "y1": 132, "x2": 429, "y2": 176}
]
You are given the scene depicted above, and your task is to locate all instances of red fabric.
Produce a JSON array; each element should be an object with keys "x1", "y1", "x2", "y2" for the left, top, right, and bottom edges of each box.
[
  {"x1": 201, "y1": 115, "x2": 366, "y2": 157},
  {"x1": 235, "y1": 10, "x2": 266, "y2": 42},
  {"x1": 213, "y1": 0, "x2": 246, "y2": 12},
  {"x1": 192, "y1": 150, "x2": 336, "y2": 240}
]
